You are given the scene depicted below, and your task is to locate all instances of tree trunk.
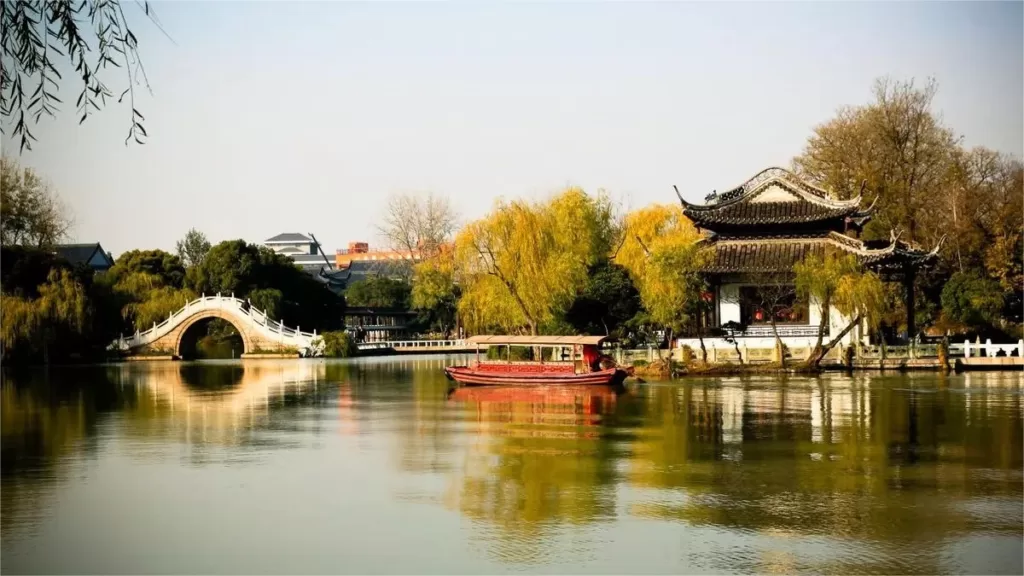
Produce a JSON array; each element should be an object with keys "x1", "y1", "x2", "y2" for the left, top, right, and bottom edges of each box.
[
  {"x1": 808, "y1": 314, "x2": 862, "y2": 368},
  {"x1": 770, "y1": 317, "x2": 785, "y2": 368},
  {"x1": 663, "y1": 327, "x2": 673, "y2": 364},
  {"x1": 810, "y1": 293, "x2": 831, "y2": 362},
  {"x1": 697, "y1": 329, "x2": 708, "y2": 365}
]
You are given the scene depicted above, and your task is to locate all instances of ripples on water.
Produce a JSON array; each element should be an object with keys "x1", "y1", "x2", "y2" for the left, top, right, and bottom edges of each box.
[{"x1": 1, "y1": 357, "x2": 1022, "y2": 575}]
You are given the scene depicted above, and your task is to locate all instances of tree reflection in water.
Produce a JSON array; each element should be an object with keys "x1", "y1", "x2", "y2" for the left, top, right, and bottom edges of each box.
[
  {"x1": 443, "y1": 384, "x2": 631, "y2": 564},
  {"x1": 0, "y1": 360, "x2": 335, "y2": 540},
  {"x1": 1, "y1": 361, "x2": 1021, "y2": 574},
  {"x1": 434, "y1": 373, "x2": 1022, "y2": 572}
]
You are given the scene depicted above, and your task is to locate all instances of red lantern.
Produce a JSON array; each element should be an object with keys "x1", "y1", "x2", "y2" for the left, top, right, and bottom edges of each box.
[
  {"x1": 700, "y1": 291, "x2": 714, "y2": 302},
  {"x1": 755, "y1": 310, "x2": 763, "y2": 321}
]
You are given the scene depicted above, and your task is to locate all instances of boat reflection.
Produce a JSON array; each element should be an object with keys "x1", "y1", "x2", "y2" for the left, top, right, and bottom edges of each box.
[
  {"x1": 448, "y1": 384, "x2": 626, "y2": 430},
  {"x1": 442, "y1": 383, "x2": 628, "y2": 563}
]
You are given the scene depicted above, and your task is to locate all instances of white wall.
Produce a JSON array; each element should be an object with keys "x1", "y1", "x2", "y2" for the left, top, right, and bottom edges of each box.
[
  {"x1": 718, "y1": 284, "x2": 741, "y2": 324},
  {"x1": 713, "y1": 282, "x2": 865, "y2": 346}
]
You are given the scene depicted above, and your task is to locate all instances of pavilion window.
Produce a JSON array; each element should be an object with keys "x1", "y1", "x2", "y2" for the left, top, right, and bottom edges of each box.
[{"x1": 739, "y1": 286, "x2": 808, "y2": 325}]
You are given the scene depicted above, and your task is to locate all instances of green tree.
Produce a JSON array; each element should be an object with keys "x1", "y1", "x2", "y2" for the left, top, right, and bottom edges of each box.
[
  {"x1": 0, "y1": 156, "x2": 71, "y2": 247},
  {"x1": 1, "y1": 244, "x2": 74, "y2": 297},
  {"x1": 186, "y1": 240, "x2": 344, "y2": 331},
  {"x1": 940, "y1": 272, "x2": 1003, "y2": 331},
  {"x1": 248, "y1": 287, "x2": 283, "y2": 320},
  {"x1": 346, "y1": 276, "x2": 411, "y2": 309},
  {"x1": 99, "y1": 249, "x2": 190, "y2": 332},
  {"x1": 107, "y1": 249, "x2": 185, "y2": 288},
  {"x1": 185, "y1": 240, "x2": 261, "y2": 296},
  {"x1": 318, "y1": 331, "x2": 357, "y2": 358},
  {"x1": 411, "y1": 246, "x2": 461, "y2": 337},
  {"x1": 564, "y1": 260, "x2": 641, "y2": 339},
  {"x1": 175, "y1": 228, "x2": 212, "y2": 268}
]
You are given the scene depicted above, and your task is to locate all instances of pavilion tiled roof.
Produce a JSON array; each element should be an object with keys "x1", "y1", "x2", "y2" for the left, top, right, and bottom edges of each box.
[
  {"x1": 699, "y1": 232, "x2": 939, "y2": 274},
  {"x1": 688, "y1": 200, "x2": 859, "y2": 226},
  {"x1": 678, "y1": 167, "x2": 874, "y2": 231}
]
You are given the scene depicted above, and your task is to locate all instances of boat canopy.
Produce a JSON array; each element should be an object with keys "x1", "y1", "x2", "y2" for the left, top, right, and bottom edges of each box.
[{"x1": 464, "y1": 335, "x2": 611, "y2": 346}]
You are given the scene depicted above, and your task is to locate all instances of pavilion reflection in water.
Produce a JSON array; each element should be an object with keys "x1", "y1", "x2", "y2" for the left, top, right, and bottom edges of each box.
[{"x1": 432, "y1": 373, "x2": 1022, "y2": 569}]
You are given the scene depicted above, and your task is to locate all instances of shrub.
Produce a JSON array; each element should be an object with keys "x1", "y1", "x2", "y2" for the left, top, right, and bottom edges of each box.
[
  {"x1": 941, "y1": 272, "x2": 1003, "y2": 329},
  {"x1": 320, "y1": 331, "x2": 357, "y2": 358}
]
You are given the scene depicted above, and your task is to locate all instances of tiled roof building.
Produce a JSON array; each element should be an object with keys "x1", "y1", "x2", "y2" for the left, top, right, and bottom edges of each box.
[{"x1": 674, "y1": 167, "x2": 940, "y2": 351}]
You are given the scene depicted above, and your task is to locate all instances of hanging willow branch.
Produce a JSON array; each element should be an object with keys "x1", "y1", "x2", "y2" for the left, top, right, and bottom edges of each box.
[{"x1": 0, "y1": 0, "x2": 168, "y2": 152}]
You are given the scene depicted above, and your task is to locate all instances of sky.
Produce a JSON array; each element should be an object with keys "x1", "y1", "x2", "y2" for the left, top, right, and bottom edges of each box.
[{"x1": 4, "y1": 1, "x2": 1022, "y2": 257}]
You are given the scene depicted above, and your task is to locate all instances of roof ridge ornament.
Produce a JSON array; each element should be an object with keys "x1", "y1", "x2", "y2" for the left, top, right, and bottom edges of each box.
[{"x1": 928, "y1": 234, "x2": 947, "y2": 257}]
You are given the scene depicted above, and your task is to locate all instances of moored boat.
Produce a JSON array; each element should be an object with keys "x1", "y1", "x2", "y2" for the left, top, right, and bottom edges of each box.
[{"x1": 443, "y1": 335, "x2": 631, "y2": 387}]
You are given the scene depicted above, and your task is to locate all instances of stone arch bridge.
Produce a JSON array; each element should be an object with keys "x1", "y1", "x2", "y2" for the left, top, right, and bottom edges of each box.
[{"x1": 110, "y1": 294, "x2": 324, "y2": 358}]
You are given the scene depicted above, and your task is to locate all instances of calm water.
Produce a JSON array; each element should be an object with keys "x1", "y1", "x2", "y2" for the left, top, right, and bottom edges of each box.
[{"x1": 2, "y1": 357, "x2": 1022, "y2": 575}]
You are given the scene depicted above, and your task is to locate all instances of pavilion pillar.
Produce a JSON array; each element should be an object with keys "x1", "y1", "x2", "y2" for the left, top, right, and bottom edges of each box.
[{"x1": 903, "y1": 267, "x2": 916, "y2": 343}]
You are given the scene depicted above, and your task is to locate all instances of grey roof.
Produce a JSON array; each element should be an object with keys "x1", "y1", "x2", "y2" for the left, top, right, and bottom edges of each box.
[
  {"x1": 55, "y1": 243, "x2": 113, "y2": 269},
  {"x1": 265, "y1": 232, "x2": 314, "y2": 243},
  {"x1": 290, "y1": 253, "x2": 331, "y2": 263}
]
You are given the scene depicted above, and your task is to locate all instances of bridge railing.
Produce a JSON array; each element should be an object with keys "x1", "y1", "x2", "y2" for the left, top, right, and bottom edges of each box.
[
  {"x1": 112, "y1": 293, "x2": 319, "y2": 351},
  {"x1": 356, "y1": 339, "x2": 469, "y2": 350},
  {"x1": 856, "y1": 339, "x2": 1023, "y2": 360}
]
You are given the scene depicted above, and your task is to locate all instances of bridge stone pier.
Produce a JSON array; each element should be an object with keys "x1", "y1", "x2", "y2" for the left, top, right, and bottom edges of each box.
[{"x1": 111, "y1": 294, "x2": 323, "y2": 359}]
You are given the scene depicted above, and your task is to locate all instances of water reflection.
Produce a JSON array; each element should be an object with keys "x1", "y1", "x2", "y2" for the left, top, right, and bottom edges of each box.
[
  {"x1": 432, "y1": 373, "x2": 1022, "y2": 572},
  {"x1": 1, "y1": 361, "x2": 1021, "y2": 575},
  {"x1": 443, "y1": 385, "x2": 628, "y2": 565}
]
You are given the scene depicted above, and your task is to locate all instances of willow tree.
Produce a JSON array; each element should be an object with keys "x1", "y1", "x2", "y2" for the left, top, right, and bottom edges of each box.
[
  {"x1": 794, "y1": 253, "x2": 885, "y2": 367},
  {"x1": 454, "y1": 187, "x2": 614, "y2": 335},
  {"x1": 615, "y1": 203, "x2": 708, "y2": 361},
  {"x1": 412, "y1": 245, "x2": 460, "y2": 338},
  {"x1": 2, "y1": 1, "x2": 162, "y2": 151},
  {"x1": 1, "y1": 268, "x2": 89, "y2": 363}
]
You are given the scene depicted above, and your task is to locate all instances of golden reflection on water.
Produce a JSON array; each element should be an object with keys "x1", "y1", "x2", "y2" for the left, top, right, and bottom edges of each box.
[
  {"x1": 2, "y1": 360, "x2": 1022, "y2": 574},
  {"x1": 435, "y1": 372, "x2": 1023, "y2": 572}
]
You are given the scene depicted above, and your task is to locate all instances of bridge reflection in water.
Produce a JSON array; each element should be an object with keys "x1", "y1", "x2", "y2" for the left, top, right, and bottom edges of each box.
[
  {"x1": 111, "y1": 360, "x2": 337, "y2": 448},
  {"x1": 2, "y1": 360, "x2": 1022, "y2": 574}
]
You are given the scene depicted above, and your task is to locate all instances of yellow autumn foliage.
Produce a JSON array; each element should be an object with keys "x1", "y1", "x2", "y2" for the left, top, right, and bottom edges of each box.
[
  {"x1": 453, "y1": 187, "x2": 616, "y2": 335},
  {"x1": 615, "y1": 204, "x2": 707, "y2": 331}
]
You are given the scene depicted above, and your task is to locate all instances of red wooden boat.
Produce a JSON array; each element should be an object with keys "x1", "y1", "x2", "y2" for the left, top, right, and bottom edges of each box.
[{"x1": 444, "y1": 335, "x2": 631, "y2": 387}]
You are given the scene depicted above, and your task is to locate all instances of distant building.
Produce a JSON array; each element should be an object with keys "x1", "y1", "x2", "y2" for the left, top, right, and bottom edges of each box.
[
  {"x1": 344, "y1": 307, "x2": 418, "y2": 342},
  {"x1": 54, "y1": 243, "x2": 114, "y2": 272},
  {"x1": 264, "y1": 232, "x2": 336, "y2": 274},
  {"x1": 335, "y1": 241, "x2": 422, "y2": 269}
]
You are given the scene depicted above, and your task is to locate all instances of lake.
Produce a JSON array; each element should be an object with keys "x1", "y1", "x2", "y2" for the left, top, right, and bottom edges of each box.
[{"x1": 2, "y1": 357, "x2": 1022, "y2": 575}]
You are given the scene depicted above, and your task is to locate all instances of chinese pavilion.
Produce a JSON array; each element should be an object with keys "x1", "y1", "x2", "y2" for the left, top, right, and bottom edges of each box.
[{"x1": 674, "y1": 167, "x2": 940, "y2": 355}]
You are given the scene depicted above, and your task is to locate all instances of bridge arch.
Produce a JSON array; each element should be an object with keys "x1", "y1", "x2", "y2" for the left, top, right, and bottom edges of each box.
[
  {"x1": 173, "y1": 309, "x2": 254, "y2": 359},
  {"x1": 115, "y1": 294, "x2": 319, "y2": 358}
]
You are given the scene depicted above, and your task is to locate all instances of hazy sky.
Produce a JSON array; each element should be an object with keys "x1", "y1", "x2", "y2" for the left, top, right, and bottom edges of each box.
[{"x1": 4, "y1": 1, "x2": 1022, "y2": 257}]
